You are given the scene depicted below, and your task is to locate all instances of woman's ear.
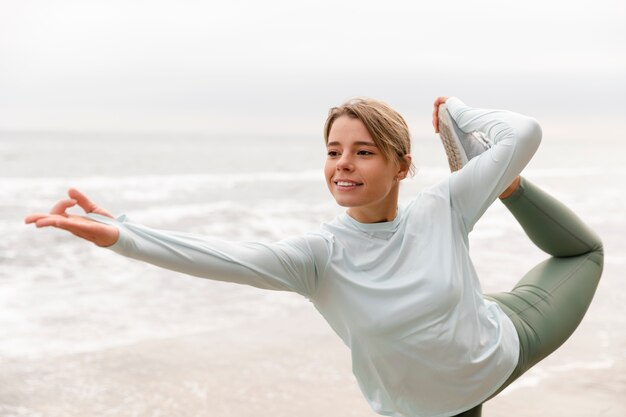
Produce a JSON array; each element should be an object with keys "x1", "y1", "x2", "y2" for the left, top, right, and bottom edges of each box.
[{"x1": 397, "y1": 154, "x2": 412, "y2": 180}]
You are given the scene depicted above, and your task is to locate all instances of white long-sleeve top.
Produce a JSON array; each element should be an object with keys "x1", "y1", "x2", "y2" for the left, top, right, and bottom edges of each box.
[{"x1": 88, "y1": 97, "x2": 542, "y2": 417}]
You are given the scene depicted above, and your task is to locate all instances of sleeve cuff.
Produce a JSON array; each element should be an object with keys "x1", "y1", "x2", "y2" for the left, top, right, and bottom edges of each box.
[
  {"x1": 444, "y1": 96, "x2": 467, "y2": 118},
  {"x1": 84, "y1": 213, "x2": 129, "y2": 253}
]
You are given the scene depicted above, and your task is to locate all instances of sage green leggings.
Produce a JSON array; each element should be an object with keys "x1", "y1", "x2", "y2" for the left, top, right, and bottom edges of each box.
[{"x1": 455, "y1": 177, "x2": 604, "y2": 417}]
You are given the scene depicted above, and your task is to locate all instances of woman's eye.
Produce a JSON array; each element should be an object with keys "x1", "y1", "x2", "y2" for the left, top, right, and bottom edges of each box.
[
  {"x1": 357, "y1": 150, "x2": 374, "y2": 156},
  {"x1": 327, "y1": 150, "x2": 339, "y2": 157}
]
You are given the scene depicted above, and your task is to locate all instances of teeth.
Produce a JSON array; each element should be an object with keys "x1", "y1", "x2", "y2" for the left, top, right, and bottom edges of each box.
[{"x1": 337, "y1": 181, "x2": 357, "y2": 186}]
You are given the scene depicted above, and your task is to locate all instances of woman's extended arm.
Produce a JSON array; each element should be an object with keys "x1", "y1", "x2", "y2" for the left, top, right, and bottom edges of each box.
[
  {"x1": 26, "y1": 189, "x2": 323, "y2": 298},
  {"x1": 441, "y1": 97, "x2": 542, "y2": 232}
]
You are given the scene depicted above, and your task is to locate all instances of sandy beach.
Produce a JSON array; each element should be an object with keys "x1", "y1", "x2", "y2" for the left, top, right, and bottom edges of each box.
[{"x1": 2, "y1": 291, "x2": 624, "y2": 417}]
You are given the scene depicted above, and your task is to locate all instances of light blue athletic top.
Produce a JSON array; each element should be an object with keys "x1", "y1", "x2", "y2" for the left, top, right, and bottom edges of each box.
[{"x1": 88, "y1": 97, "x2": 542, "y2": 417}]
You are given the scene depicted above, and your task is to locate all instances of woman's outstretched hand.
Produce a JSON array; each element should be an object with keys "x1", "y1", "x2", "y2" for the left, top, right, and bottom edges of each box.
[
  {"x1": 432, "y1": 96, "x2": 449, "y2": 133},
  {"x1": 24, "y1": 188, "x2": 120, "y2": 247}
]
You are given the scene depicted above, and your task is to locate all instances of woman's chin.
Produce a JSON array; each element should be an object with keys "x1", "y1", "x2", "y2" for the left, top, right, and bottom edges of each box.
[{"x1": 332, "y1": 197, "x2": 359, "y2": 208}]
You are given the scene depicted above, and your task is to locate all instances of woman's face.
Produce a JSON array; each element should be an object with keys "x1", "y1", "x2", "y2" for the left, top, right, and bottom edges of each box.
[{"x1": 325, "y1": 115, "x2": 409, "y2": 223}]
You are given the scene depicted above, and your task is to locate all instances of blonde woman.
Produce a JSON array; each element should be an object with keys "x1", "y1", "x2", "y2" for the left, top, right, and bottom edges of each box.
[{"x1": 26, "y1": 96, "x2": 603, "y2": 417}]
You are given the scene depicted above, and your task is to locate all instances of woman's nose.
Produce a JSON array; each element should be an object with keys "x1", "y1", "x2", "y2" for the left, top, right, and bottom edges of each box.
[{"x1": 336, "y1": 154, "x2": 354, "y2": 170}]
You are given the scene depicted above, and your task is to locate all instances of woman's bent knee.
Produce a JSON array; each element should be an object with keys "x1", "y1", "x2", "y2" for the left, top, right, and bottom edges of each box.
[{"x1": 586, "y1": 235, "x2": 604, "y2": 270}]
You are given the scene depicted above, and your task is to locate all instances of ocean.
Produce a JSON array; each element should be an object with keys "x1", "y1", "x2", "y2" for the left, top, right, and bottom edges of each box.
[{"x1": 1, "y1": 123, "x2": 624, "y2": 416}]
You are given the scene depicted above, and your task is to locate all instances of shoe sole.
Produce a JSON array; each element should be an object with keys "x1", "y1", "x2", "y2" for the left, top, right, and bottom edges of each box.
[{"x1": 438, "y1": 104, "x2": 467, "y2": 172}]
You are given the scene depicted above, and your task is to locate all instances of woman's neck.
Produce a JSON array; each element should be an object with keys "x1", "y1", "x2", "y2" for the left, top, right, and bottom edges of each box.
[{"x1": 347, "y1": 205, "x2": 398, "y2": 224}]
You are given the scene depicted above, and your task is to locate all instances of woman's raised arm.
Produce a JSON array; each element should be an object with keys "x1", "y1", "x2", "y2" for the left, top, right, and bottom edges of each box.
[{"x1": 439, "y1": 97, "x2": 542, "y2": 232}]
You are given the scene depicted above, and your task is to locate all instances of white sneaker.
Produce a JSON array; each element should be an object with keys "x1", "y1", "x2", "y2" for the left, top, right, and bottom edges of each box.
[{"x1": 438, "y1": 104, "x2": 492, "y2": 172}]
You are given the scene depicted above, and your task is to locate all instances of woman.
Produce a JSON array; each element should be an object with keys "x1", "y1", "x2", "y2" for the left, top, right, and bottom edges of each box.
[{"x1": 25, "y1": 96, "x2": 604, "y2": 417}]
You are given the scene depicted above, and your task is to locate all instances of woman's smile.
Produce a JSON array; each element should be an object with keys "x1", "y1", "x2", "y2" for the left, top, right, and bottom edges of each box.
[{"x1": 334, "y1": 179, "x2": 364, "y2": 190}]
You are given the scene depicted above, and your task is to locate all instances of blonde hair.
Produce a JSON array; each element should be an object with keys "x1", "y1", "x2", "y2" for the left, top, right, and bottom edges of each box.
[{"x1": 324, "y1": 98, "x2": 415, "y2": 175}]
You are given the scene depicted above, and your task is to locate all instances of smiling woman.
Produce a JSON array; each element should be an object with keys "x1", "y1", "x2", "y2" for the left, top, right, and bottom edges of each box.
[{"x1": 25, "y1": 96, "x2": 604, "y2": 417}]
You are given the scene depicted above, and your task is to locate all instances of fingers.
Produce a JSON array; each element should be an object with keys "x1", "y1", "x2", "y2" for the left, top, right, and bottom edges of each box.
[
  {"x1": 24, "y1": 212, "x2": 118, "y2": 246},
  {"x1": 68, "y1": 188, "x2": 98, "y2": 212},
  {"x1": 50, "y1": 199, "x2": 77, "y2": 215},
  {"x1": 24, "y1": 213, "x2": 76, "y2": 228},
  {"x1": 68, "y1": 188, "x2": 115, "y2": 218},
  {"x1": 25, "y1": 189, "x2": 115, "y2": 227},
  {"x1": 432, "y1": 107, "x2": 439, "y2": 133},
  {"x1": 32, "y1": 215, "x2": 68, "y2": 228},
  {"x1": 432, "y1": 96, "x2": 450, "y2": 134},
  {"x1": 24, "y1": 214, "x2": 73, "y2": 229},
  {"x1": 27, "y1": 214, "x2": 97, "y2": 241},
  {"x1": 25, "y1": 213, "x2": 51, "y2": 224},
  {"x1": 433, "y1": 96, "x2": 449, "y2": 106},
  {"x1": 432, "y1": 102, "x2": 441, "y2": 133}
]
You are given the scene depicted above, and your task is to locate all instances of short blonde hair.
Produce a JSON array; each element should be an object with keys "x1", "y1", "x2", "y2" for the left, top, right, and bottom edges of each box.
[{"x1": 324, "y1": 98, "x2": 414, "y2": 175}]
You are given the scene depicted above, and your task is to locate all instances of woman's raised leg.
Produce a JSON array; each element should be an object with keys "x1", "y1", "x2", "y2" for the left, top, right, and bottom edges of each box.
[{"x1": 485, "y1": 176, "x2": 604, "y2": 395}]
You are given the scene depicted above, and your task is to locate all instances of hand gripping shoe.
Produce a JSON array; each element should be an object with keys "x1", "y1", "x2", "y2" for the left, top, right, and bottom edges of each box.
[{"x1": 438, "y1": 103, "x2": 492, "y2": 172}]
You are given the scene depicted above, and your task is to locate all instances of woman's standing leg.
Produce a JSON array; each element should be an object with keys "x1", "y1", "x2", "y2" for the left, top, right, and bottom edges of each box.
[{"x1": 485, "y1": 176, "x2": 604, "y2": 395}]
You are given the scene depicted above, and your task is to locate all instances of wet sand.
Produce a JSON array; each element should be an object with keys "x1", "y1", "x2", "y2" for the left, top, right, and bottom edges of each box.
[{"x1": 2, "y1": 284, "x2": 624, "y2": 417}]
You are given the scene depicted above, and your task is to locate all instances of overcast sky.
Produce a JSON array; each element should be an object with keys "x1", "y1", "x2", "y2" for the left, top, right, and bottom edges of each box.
[{"x1": 0, "y1": 0, "x2": 624, "y2": 134}]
